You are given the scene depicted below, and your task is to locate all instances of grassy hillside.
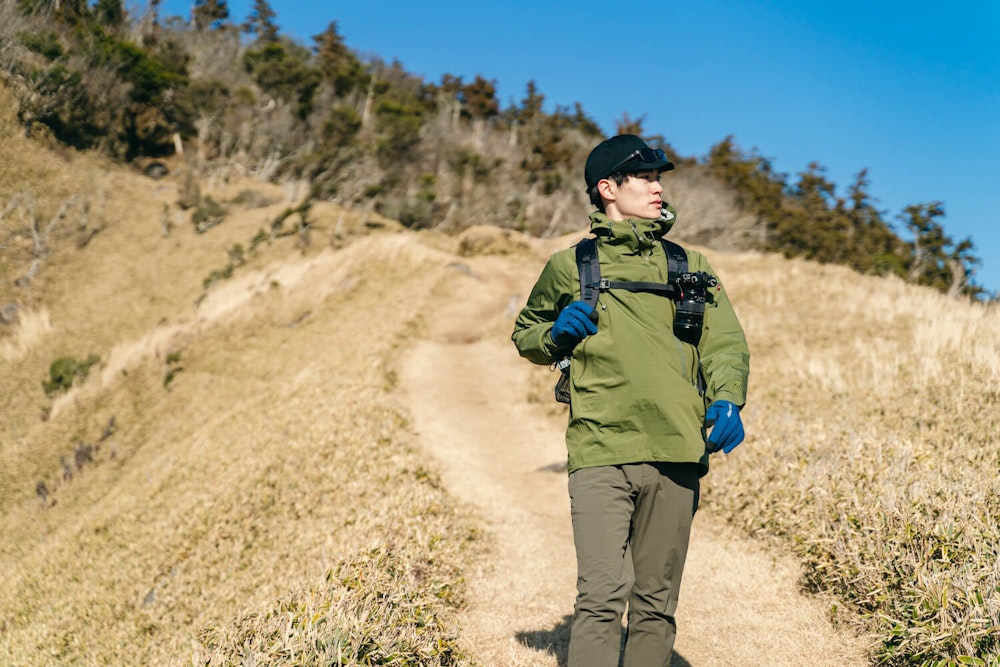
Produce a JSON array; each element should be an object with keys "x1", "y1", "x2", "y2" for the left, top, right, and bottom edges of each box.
[
  {"x1": 702, "y1": 252, "x2": 1000, "y2": 662},
  {"x1": 2, "y1": 85, "x2": 999, "y2": 665},
  {"x1": 0, "y1": 225, "x2": 482, "y2": 664},
  {"x1": 0, "y1": 96, "x2": 482, "y2": 663}
]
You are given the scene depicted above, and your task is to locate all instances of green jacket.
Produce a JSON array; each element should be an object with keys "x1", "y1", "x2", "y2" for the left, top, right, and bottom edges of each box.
[{"x1": 511, "y1": 211, "x2": 750, "y2": 475}]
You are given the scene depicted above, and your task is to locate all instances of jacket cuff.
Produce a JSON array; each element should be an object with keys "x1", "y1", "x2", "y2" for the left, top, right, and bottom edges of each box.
[{"x1": 711, "y1": 391, "x2": 745, "y2": 409}]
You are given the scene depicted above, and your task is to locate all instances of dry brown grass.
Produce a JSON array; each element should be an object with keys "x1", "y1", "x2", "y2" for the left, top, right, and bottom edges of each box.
[
  {"x1": 0, "y1": 233, "x2": 483, "y2": 666},
  {"x1": 0, "y1": 96, "x2": 481, "y2": 663},
  {"x1": 702, "y1": 251, "x2": 1000, "y2": 665},
  {"x1": 0, "y1": 306, "x2": 51, "y2": 362}
]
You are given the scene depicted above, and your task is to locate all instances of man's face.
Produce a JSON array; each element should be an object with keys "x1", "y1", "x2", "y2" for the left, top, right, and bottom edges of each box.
[{"x1": 603, "y1": 171, "x2": 664, "y2": 221}]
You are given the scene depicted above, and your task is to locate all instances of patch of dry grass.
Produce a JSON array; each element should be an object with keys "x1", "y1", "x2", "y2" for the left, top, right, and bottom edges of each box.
[
  {"x1": 196, "y1": 493, "x2": 472, "y2": 666},
  {"x1": 0, "y1": 164, "x2": 481, "y2": 666},
  {"x1": 704, "y1": 252, "x2": 1000, "y2": 665},
  {"x1": 0, "y1": 306, "x2": 51, "y2": 362}
]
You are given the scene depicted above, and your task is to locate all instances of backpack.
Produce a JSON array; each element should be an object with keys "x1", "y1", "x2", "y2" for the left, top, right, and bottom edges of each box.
[{"x1": 553, "y1": 237, "x2": 717, "y2": 404}]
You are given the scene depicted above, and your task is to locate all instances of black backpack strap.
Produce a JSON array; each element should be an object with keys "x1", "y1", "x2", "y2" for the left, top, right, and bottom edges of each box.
[
  {"x1": 662, "y1": 239, "x2": 687, "y2": 281},
  {"x1": 576, "y1": 236, "x2": 685, "y2": 302},
  {"x1": 575, "y1": 237, "x2": 600, "y2": 308}
]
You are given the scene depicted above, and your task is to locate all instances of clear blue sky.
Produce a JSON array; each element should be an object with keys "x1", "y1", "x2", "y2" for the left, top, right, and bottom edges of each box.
[{"x1": 162, "y1": 1, "x2": 1000, "y2": 294}]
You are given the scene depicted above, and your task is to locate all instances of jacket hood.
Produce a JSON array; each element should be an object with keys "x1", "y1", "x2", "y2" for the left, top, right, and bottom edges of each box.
[{"x1": 588, "y1": 205, "x2": 676, "y2": 252}]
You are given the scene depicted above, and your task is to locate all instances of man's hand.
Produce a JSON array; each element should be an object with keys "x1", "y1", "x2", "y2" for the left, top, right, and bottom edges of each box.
[
  {"x1": 705, "y1": 400, "x2": 744, "y2": 453},
  {"x1": 550, "y1": 301, "x2": 598, "y2": 347}
]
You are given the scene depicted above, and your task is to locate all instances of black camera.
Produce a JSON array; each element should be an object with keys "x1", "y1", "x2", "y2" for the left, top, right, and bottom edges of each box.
[{"x1": 672, "y1": 271, "x2": 718, "y2": 346}]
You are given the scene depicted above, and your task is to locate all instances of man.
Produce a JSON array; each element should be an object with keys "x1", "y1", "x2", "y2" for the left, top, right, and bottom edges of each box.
[{"x1": 511, "y1": 134, "x2": 750, "y2": 666}]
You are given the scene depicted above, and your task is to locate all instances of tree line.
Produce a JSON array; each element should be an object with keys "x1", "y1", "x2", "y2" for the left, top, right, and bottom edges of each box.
[
  {"x1": 0, "y1": 0, "x2": 989, "y2": 299},
  {"x1": 705, "y1": 138, "x2": 986, "y2": 299}
]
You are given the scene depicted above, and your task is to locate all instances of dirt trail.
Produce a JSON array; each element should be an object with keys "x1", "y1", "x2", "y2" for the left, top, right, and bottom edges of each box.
[{"x1": 398, "y1": 250, "x2": 868, "y2": 666}]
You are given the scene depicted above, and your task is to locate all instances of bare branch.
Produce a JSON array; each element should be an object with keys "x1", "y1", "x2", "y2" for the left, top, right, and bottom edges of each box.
[
  {"x1": 14, "y1": 258, "x2": 39, "y2": 287},
  {"x1": 947, "y1": 258, "x2": 967, "y2": 299},
  {"x1": 45, "y1": 194, "x2": 79, "y2": 239},
  {"x1": 0, "y1": 196, "x2": 23, "y2": 249},
  {"x1": 0, "y1": 194, "x2": 23, "y2": 222},
  {"x1": 3, "y1": 189, "x2": 91, "y2": 286}
]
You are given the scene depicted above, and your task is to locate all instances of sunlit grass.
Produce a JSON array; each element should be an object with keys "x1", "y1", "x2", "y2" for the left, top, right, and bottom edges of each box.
[
  {"x1": 706, "y1": 251, "x2": 1000, "y2": 665},
  {"x1": 0, "y1": 195, "x2": 480, "y2": 665}
]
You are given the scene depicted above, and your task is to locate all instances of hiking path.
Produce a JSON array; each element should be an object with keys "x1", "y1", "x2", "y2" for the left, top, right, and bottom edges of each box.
[{"x1": 397, "y1": 243, "x2": 868, "y2": 667}]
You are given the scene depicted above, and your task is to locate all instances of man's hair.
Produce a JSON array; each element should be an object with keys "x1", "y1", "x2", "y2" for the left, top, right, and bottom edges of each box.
[{"x1": 589, "y1": 172, "x2": 630, "y2": 212}]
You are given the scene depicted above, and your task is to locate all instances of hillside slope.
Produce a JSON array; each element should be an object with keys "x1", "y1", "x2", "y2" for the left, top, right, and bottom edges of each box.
[
  {"x1": 1, "y1": 206, "x2": 479, "y2": 663},
  {"x1": 2, "y1": 103, "x2": 997, "y2": 664}
]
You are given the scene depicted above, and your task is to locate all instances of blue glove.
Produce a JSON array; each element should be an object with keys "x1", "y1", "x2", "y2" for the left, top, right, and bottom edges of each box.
[
  {"x1": 705, "y1": 400, "x2": 744, "y2": 454},
  {"x1": 550, "y1": 301, "x2": 598, "y2": 347}
]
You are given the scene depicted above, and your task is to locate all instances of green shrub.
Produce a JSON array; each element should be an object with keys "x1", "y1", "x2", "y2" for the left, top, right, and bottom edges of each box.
[
  {"x1": 42, "y1": 354, "x2": 100, "y2": 397},
  {"x1": 321, "y1": 104, "x2": 362, "y2": 148},
  {"x1": 416, "y1": 173, "x2": 436, "y2": 203},
  {"x1": 448, "y1": 148, "x2": 497, "y2": 184},
  {"x1": 19, "y1": 31, "x2": 64, "y2": 60},
  {"x1": 227, "y1": 244, "x2": 245, "y2": 266},
  {"x1": 163, "y1": 351, "x2": 183, "y2": 388},
  {"x1": 202, "y1": 264, "x2": 233, "y2": 289},
  {"x1": 374, "y1": 97, "x2": 425, "y2": 164},
  {"x1": 270, "y1": 202, "x2": 310, "y2": 238},
  {"x1": 192, "y1": 196, "x2": 226, "y2": 233},
  {"x1": 231, "y1": 190, "x2": 276, "y2": 209},
  {"x1": 95, "y1": 35, "x2": 185, "y2": 107},
  {"x1": 249, "y1": 229, "x2": 269, "y2": 252},
  {"x1": 243, "y1": 41, "x2": 321, "y2": 119}
]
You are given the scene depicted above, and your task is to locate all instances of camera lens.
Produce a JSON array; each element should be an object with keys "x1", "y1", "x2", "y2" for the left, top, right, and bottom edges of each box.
[{"x1": 674, "y1": 299, "x2": 705, "y2": 345}]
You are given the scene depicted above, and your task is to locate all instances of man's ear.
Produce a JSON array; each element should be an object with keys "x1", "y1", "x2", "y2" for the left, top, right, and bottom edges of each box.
[{"x1": 597, "y1": 178, "x2": 616, "y2": 203}]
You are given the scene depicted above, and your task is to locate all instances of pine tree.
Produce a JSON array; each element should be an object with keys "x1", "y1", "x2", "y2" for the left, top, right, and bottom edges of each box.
[
  {"x1": 313, "y1": 21, "x2": 368, "y2": 95},
  {"x1": 843, "y1": 169, "x2": 906, "y2": 277},
  {"x1": 244, "y1": 40, "x2": 320, "y2": 119},
  {"x1": 901, "y1": 203, "x2": 983, "y2": 297},
  {"x1": 514, "y1": 80, "x2": 544, "y2": 124},
  {"x1": 192, "y1": 0, "x2": 229, "y2": 31},
  {"x1": 243, "y1": 0, "x2": 278, "y2": 43},
  {"x1": 17, "y1": 0, "x2": 86, "y2": 22},
  {"x1": 94, "y1": 0, "x2": 125, "y2": 30},
  {"x1": 615, "y1": 112, "x2": 645, "y2": 136},
  {"x1": 902, "y1": 202, "x2": 956, "y2": 291},
  {"x1": 788, "y1": 162, "x2": 845, "y2": 263},
  {"x1": 571, "y1": 102, "x2": 603, "y2": 137},
  {"x1": 706, "y1": 137, "x2": 790, "y2": 251},
  {"x1": 461, "y1": 76, "x2": 499, "y2": 120}
]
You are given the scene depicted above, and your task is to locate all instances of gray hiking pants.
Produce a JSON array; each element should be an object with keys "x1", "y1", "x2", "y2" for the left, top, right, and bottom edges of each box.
[{"x1": 566, "y1": 462, "x2": 699, "y2": 667}]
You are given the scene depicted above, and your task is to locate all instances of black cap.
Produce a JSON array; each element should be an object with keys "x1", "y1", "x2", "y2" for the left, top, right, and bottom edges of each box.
[{"x1": 584, "y1": 134, "x2": 674, "y2": 191}]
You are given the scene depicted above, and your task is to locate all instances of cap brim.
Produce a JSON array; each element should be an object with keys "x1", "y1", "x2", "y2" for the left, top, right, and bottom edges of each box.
[{"x1": 628, "y1": 157, "x2": 675, "y2": 173}]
